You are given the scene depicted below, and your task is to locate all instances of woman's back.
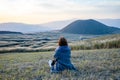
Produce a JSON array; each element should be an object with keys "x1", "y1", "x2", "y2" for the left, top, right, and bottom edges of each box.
[
  {"x1": 49, "y1": 37, "x2": 77, "y2": 73},
  {"x1": 54, "y1": 46, "x2": 71, "y2": 66}
]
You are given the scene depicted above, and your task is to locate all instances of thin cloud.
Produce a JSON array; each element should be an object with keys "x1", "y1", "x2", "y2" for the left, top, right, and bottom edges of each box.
[{"x1": 0, "y1": 0, "x2": 120, "y2": 23}]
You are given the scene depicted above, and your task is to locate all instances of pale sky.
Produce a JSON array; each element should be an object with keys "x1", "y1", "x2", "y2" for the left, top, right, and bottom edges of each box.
[{"x1": 0, "y1": 0, "x2": 120, "y2": 24}]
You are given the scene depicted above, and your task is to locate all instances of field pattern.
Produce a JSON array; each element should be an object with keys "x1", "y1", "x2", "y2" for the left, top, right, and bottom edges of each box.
[
  {"x1": 1, "y1": 33, "x2": 120, "y2": 53},
  {"x1": 0, "y1": 49, "x2": 120, "y2": 80},
  {"x1": 0, "y1": 32, "x2": 99, "y2": 53}
]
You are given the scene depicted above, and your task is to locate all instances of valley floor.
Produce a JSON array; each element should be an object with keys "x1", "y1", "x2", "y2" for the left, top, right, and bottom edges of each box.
[{"x1": 0, "y1": 49, "x2": 120, "y2": 80}]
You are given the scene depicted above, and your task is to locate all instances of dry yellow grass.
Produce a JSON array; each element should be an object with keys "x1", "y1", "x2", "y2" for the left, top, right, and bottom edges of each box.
[{"x1": 0, "y1": 49, "x2": 120, "y2": 80}]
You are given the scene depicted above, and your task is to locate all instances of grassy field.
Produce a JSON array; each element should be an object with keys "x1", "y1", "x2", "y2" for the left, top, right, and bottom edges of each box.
[
  {"x1": 0, "y1": 33, "x2": 120, "y2": 53},
  {"x1": 0, "y1": 49, "x2": 120, "y2": 80}
]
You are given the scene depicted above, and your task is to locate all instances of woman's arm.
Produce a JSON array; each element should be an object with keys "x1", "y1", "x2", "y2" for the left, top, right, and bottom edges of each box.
[
  {"x1": 52, "y1": 47, "x2": 59, "y2": 65},
  {"x1": 54, "y1": 47, "x2": 60, "y2": 60}
]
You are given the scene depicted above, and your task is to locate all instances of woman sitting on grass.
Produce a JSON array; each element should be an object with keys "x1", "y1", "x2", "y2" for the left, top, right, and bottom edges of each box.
[{"x1": 48, "y1": 37, "x2": 78, "y2": 73}]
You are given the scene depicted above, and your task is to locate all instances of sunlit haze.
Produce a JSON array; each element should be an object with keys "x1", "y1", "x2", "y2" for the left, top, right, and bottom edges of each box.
[{"x1": 0, "y1": 0, "x2": 120, "y2": 24}]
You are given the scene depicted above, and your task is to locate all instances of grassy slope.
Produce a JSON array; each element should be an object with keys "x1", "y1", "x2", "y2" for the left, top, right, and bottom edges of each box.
[
  {"x1": 0, "y1": 49, "x2": 120, "y2": 80},
  {"x1": 70, "y1": 34, "x2": 120, "y2": 50},
  {"x1": 0, "y1": 34, "x2": 120, "y2": 53}
]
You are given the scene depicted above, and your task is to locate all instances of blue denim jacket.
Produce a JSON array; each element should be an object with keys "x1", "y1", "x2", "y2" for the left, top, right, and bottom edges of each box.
[{"x1": 52, "y1": 46, "x2": 77, "y2": 72}]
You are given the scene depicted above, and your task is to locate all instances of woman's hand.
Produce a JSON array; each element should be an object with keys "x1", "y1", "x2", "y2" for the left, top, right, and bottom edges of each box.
[{"x1": 51, "y1": 59, "x2": 57, "y2": 66}]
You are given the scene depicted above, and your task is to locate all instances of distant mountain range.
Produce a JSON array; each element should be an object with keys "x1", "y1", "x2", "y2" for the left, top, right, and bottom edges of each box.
[
  {"x1": 0, "y1": 31, "x2": 23, "y2": 34},
  {"x1": 0, "y1": 19, "x2": 120, "y2": 34},
  {"x1": 61, "y1": 19, "x2": 120, "y2": 35},
  {"x1": 0, "y1": 22, "x2": 52, "y2": 33},
  {"x1": 42, "y1": 19, "x2": 120, "y2": 29},
  {"x1": 41, "y1": 19, "x2": 76, "y2": 30},
  {"x1": 97, "y1": 19, "x2": 120, "y2": 28}
]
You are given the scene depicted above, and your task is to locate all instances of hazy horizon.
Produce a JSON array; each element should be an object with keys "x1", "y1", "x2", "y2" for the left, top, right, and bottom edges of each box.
[
  {"x1": 0, "y1": 0, "x2": 120, "y2": 24},
  {"x1": 0, "y1": 18, "x2": 120, "y2": 24}
]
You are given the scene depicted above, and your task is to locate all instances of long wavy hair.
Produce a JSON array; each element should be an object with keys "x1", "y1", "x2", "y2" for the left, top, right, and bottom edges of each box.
[{"x1": 58, "y1": 37, "x2": 68, "y2": 46}]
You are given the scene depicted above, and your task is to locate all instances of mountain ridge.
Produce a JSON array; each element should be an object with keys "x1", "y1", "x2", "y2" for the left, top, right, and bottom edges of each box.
[
  {"x1": 41, "y1": 19, "x2": 76, "y2": 30},
  {"x1": 61, "y1": 19, "x2": 120, "y2": 35},
  {"x1": 0, "y1": 22, "x2": 52, "y2": 33},
  {"x1": 0, "y1": 31, "x2": 23, "y2": 34},
  {"x1": 41, "y1": 19, "x2": 120, "y2": 29},
  {"x1": 97, "y1": 19, "x2": 120, "y2": 28},
  {"x1": 0, "y1": 19, "x2": 120, "y2": 33}
]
